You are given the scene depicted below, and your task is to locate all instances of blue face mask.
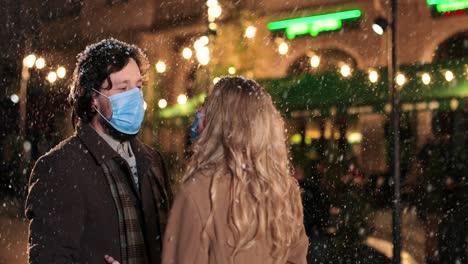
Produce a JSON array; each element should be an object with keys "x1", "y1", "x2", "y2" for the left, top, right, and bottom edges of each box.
[
  {"x1": 191, "y1": 111, "x2": 202, "y2": 142},
  {"x1": 93, "y1": 87, "x2": 146, "y2": 135}
]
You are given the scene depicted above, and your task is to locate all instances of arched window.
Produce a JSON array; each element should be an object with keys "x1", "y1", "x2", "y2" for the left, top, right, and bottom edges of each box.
[{"x1": 433, "y1": 31, "x2": 468, "y2": 61}]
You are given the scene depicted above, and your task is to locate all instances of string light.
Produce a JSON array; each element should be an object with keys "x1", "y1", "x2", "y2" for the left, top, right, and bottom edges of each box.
[
  {"x1": 196, "y1": 46, "x2": 210, "y2": 65},
  {"x1": 310, "y1": 55, "x2": 320, "y2": 68},
  {"x1": 177, "y1": 94, "x2": 188, "y2": 105},
  {"x1": 421, "y1": 73, "x2": 431, "y2": 85},
  {"x1": 194, "y1": 36, "x2": 209, "y2": 50},
  {"x1": 182, "y1": 48, "x2": 192, "y2": 60},
  {"x1": 208, "y1": 5, "x2": 222, "y2": 19},
  {"x1": 245, "y1": 26, "x2": 257, "y2": 39},
  {"x1": 47, "y1": 72, "x2": 57, "y2": 83},
  {"x1": 228, "y1": 67, "x2": 236, "y2": 74},
  {"x1": 396, "y1": 73, "x2": 406, "y2": 86},
  {"x1": 445, "y1": 70, "x2": 454, "y2": 82},
  {"x1": 158, "y1": 99, "x2": 168, "y2": 109},
  {"x1": 57, "y1": 67, "x2": 66, "y2": 78},
  {"x1": 156, "y1": 61, "x2": 166, "y2": 73},
  {"x1": 369, "y1": 70, "x2": 379, "y2": 83},
  {"x1": 278, "y1": 42, "x2": 289, "y2": 55},
  {"x1": 35, "y1": 57, "x2": 46, "y2": 69},
  {"x1": 213, "y1": 77, "x2": 221, "y2": 84},
  {"x1": 340, "y1": 64, "x2": 351, "y2": 77},
  {"x1": 209, "y1": 23, "x2": 217, "y2": 31},
  {"x1": 206, "y1": 0, "x2": 218, "y2": 8}
]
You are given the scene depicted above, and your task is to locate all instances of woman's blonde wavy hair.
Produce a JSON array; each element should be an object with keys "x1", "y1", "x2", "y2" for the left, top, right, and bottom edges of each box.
[{"x1": 183, "y1": 76, "x2": 303, "y2": 259}]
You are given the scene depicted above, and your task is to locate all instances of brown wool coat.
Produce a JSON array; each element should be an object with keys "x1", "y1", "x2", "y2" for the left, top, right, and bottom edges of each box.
[
  {"x1": 25, "y1": 122, "x2": 173, "y2": 264},
  {"x1": 162, "y1": 174, "x2": 309, "y2": 264}
]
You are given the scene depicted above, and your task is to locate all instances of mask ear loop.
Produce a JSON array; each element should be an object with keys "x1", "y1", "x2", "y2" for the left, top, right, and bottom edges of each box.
[
  {"x1": 92, "y1": 89, "x2": 112, "y2": 124},
  {"x1": 92, "y1": 88, "x2": 110, "y2": 98}
]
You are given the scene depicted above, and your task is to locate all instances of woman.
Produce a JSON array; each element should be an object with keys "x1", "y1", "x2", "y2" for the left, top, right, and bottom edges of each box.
[{"x1": 162, "y1": 76, "x2": 308, "y2": 263}]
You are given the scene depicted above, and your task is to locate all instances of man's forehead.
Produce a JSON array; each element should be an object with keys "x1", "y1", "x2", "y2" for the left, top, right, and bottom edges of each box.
[{"x1": 108, "y1": 62, "x2": 142, "y2": 83}]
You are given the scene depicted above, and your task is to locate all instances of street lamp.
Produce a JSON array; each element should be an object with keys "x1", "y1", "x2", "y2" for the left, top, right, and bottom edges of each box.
[
  {"x1": 23, "y1": 54, "x2": 36, "y2": 68},
  {"x1": 372, "y1": 17, "x2": 388, "y2": 36},
  {"x1": 372, "y1": 2, "x2": 401, "y2": 263},
  {"x1": 10, "y1": 94, "x2": 20, "y2": 104},
  {"x1": 20, "y1": 54, "x2": 41, "y2": 139}
]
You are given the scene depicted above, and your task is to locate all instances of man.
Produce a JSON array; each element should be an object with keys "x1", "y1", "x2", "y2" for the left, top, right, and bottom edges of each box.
[{"x1": 25, "y1": 38, "x2": 173, "y2": 264}]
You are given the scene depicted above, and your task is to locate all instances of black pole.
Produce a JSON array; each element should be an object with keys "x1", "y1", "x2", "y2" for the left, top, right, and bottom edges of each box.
[{"x1": 389, "y1": 0, "x2": 401, "y2": 263}]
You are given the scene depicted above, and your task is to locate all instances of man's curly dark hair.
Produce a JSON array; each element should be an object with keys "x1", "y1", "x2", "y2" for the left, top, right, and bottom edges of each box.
[{"x1": 68, "y1": 38, "x2": 149, "y2": 123}]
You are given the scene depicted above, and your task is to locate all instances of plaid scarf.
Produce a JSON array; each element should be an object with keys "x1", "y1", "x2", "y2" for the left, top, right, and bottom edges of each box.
[{"x1": 102, "y1": 159, "x2": 148, "y2": 264}]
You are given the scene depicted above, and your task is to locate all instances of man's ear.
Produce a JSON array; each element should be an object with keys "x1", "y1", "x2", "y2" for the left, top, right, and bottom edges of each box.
[{"x1": 91, "y1": 94, "x2": 99, "y2": 112}]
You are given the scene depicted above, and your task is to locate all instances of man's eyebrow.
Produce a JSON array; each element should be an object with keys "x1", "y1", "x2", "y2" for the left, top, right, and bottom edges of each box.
[{"x1": 113, "y1": 78, "x2": 143, "y2": 84}]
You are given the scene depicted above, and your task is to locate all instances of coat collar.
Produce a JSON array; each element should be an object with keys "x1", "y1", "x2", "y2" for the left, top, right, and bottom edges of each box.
[
  {"x1": 76, "y1": 121, "x2": 152, "y2": 175},
  {"x1": 77, "y1": 121, "x2": 120, "y2": 165}
]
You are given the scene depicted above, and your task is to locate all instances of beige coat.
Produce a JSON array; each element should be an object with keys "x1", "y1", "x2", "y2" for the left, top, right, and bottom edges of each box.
[{"x1": 162, "y1": 174, "x2": 309, "y2": 264}]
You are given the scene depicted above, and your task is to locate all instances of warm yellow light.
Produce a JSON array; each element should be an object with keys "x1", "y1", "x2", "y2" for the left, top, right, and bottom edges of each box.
[
  {"x1": 182, "y1": 48, "x2": 192, "y2": 60},
  {"x1": 196, "y1": 46, "x2": 210, "y2": 66},
  {"x1": 57, "y1": 67, "x2": 66, "y2": 78},
  {"x1": 10, "y1": 94, "x2": 19, "y2": 104},
  {"x1": 47, "y1": 72, "x2": 57, "y2": 83},
  {"x1": 155, "y1": 61, "x2": 166, "y2": 73},
  {"x1": 208, "y1": 5, "x2": 222, "y2": 18},
  {"x1": 310, "y1": 55, "x2": 320, "y2": 68},
  {"x1": 194, "y1": 36, "x2": 209, "y2": 50},
  {"x1": 348, "y1": 132, "x2": 363, "y2": 144},
  {"x1": 421, "y1": 73, "x2": 431, "y2": 85},
  {"x1": 369, "y1": 70, "x2": 378, "y2": 83},
  {"x1": 278, "y1": 42, "x2": 288, "y2": 55},
  {"x1": 158, "y1": 99, "x2": 168, "y2": 109},
  {"x1": 228, "y1": 67, "x2": 236, "y2": 74},
  {"x1": 23, "y1": 54, "x2": 36, "y2": 68},
  {"x1": 396, "y1": 73, "x2": 406, "y2": 86},
  {"x1": 445, "y1": 70, "x2": 454, "y2": 82},
  {"x1": 206, "y1": 0, "x2": 218, "y2": 8},
  {"x1": 35, "y1": 57, "x2": 46, "y2": 69},
  {"x1": 209, "y1": 23, "x2": 217, "y2": 31},
  {"x1": 213, "y1": 77, "x2": 221, "y2": 84},
  {"x1": 245, "y1": 26, "x2": 257, "y2": 39},
  {"x1": 143, "y1": 101, "x2": 148, "y2": 110},
  {"x1": 177, "y1": 94, "x2": 188, "y2": 105},
  {"x1": 340, "y1": 64, "x2": 351, "y2": 77},
  {"x1": 450, "y1": 99, "x2": 459, "y2": 110}
]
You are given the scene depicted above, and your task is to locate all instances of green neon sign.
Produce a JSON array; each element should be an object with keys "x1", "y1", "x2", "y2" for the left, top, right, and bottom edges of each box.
[
  {"x1": 267, "y1": 9, "x2": 362, "y2": 39},
  {"x1": 437, "y1": 1, "x2": 468, "y2": 11},
  {"x1": 427, "y1": 0, "x2": 468, "y2": 12},
  {"x1": 427, "y1": 0, "x2": 462, "y2": 5}
]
